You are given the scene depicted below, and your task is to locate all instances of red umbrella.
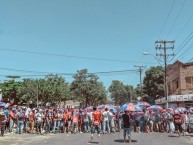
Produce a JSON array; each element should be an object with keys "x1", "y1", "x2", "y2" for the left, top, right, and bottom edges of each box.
[{"x1": 125, "y1": 103, "x2": 136, "y2": 112}]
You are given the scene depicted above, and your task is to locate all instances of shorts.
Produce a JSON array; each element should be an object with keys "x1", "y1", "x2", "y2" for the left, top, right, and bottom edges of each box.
[
  {"x1": 174, "y1": 123, "x2": 182, "y2": 131},
  {"x1": 29, "y1": 121, "x2": 34, "y2": 129},
  {"x1": 91, "y1": 125, "x2": 101, "y2": 134},
  {"x1": 123, "y1": 128, "x2": 132, "y2": 137}
]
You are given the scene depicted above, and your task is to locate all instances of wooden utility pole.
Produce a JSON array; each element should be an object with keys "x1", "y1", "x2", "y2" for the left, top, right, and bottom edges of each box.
[
  {"x1": 134, "y1": 65, "x2": 146, "y2": 97},
  {"x1": 155, "y1": 40, "x2": 175, "y2": 108},
  {"x1": 134, "y1": 65, "x2": 146, "y2": 87}
]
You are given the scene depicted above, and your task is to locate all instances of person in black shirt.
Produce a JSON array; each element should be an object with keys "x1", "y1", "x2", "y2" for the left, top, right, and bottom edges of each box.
[{"x1": 122, "y1": 111, "x2": 133, "y2": 143}]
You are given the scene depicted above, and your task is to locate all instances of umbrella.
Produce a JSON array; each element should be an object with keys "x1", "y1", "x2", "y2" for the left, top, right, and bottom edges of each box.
[
  {"x1": 133, "y1": 112, "x2": 144, "y2": 120},
  {"x1": 0, "y1": 101, "x2": 5, "y2": 107},
  {"x1": 166, "y1": 108, "x2": 173, "y2": 113},
  {"x1": 175, "y1": 107, "x2": 187, "y2": 113},
  {"x1": 5, "y1": 103, "x2": 10, "y2": 108},
  {"x1": 120, "y1": 103, "x2": 136, "y2": 112},
  {"x1": 137, "y1": 101, "x2": 150, "y2": 107},
  {"x1": 188, "y1": 107, "x2": 193, "y2": 112},
  {"x1": 134, "y1": 104, "x2": 142, "y2": 112},
  {"x1": 148, "y1": 105, "x2": 163, "y2": 111},
  {"x1": 85, "y1": 106, "x2": 93, "y2": 111},
  {"x1": 97, "y1": 104, "x2": 117, "y2": 113}
]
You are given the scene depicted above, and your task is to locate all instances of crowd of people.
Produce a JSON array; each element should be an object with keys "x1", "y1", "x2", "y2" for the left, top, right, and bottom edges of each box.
[{"x1": 0, "y1": 103, "x2": 193, "y2": 143}]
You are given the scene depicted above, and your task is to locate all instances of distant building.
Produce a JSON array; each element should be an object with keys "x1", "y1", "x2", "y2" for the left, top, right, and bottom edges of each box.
[
  {"x1": 155, "y1": 60, "x2": 193, "y2": 108},
  {"x1": 64, "y1": 100, "x2": 80, "y2": 109}
]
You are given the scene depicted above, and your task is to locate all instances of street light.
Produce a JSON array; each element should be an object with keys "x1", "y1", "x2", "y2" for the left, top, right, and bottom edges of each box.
[
  {"x1": 143, "y1": 52, "x2": 163, "y2": 66},
  {"x1": 143, "y1": 51, "x2": 168, "y2": 108}
]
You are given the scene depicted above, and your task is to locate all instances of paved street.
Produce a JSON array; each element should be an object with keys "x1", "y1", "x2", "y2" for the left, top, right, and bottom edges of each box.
[{"x1": 1, "y1": 132, "x2": 193, "y2": 145}]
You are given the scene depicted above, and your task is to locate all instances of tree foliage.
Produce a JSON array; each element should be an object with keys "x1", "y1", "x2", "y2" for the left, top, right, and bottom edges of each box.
[
  {"x1": 142, "y1": 66, "x2": 164, "y2": 102},
  {"x1": 109, "y1": 80, "x2": 136, "y2": 105},
  {"x1": 70, "y1": 69, "x2": 107, "y2": 107},
  {"x1": 1, "y1": 74, "x2": 70, "y2": 106}
]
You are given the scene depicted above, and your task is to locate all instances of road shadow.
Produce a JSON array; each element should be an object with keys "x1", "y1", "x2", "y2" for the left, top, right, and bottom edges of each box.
[
  {"x1": 168, "y1": 135, "x2": 179, "y2": 138},
  {"x1": 114, "y1": 139, "x2": 137, "y2": 143},
  {"x1": 87, "y1": 141, "x2": 100, "y2": 144}
]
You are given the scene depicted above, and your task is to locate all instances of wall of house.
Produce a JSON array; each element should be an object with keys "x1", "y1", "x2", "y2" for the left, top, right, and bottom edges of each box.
[
  {"x1": 180, "y1": 65, "x2": 193, "y2": 94},
  {"x1": 167, "y1": 62, "x2": 181, "y2": 95}
]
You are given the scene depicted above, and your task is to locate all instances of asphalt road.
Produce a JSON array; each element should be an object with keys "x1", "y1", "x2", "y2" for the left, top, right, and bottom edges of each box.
[{"x1": 1, "y1": 131, "x2": 193, "y2": 145}]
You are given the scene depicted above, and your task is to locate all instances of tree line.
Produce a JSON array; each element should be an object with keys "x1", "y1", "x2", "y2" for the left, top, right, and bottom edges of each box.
[{"x1": 0, "y1": 66, "x2": 164, "y2": 107}]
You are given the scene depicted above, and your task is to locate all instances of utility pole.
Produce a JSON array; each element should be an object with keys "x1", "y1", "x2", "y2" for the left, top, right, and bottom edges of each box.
[
  {"x1": 134, "y1": 65, "x2": 146, "y2": 87},
  {"x1": 155, "y1": 40, "x2": 175, "y2": 108},
  {"x1": 134, "y1": 65, "x2": 146, "y2": 97}
]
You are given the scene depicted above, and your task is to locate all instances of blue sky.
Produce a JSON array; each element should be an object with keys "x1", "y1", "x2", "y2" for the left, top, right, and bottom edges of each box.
[{"x1": 0, "y1": 0, "x2": 193, "y2": 88}]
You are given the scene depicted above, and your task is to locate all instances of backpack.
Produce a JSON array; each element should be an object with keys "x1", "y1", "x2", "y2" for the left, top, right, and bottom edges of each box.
[{"x1": 18, "y1": 112, "x2": 25, "y2": 121}]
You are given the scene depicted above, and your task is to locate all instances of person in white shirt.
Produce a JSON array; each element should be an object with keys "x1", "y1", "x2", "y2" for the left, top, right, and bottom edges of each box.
[
  {"x1": 102, "y1": 108, "x2": 110, "y2": 134},
  {"x1": 35, "y1": 109, "x2": 43, "y2": 134}
]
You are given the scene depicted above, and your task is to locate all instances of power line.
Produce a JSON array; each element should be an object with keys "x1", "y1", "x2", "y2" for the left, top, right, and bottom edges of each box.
[
  {"x1": 158, "y1": 0, "x2": 176, "y2": 39},
  {"x1": 166, "y1": 0, "x2": 186, "y2": 39},
  {"x1": 175, "y1": 40, "x2": 193, "y2": 61},
  {"x1": 0, "y1": 48, "x2": 156, "y2": 64},
  {"x1": 145, "y1": 0, "x2": 176, "y2": 54},
  {"x1": 172, "y1": 31, "x2": 193, "y2": 59},
  {"x1": 174, "y1": 12, "x2": 193, "y2": 40},
  {"x1": 187, "y1": 57, "x2": 193, "y2": 63},
  {"x1": 0, "y1": 66, "x2": 139, "y2": 77}
]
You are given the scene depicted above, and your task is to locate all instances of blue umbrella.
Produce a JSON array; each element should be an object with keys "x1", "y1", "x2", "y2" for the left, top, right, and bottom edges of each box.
[
  {"x1": 0, "y1": 101, "x2": 5, "y2": 107},
  {"x1": 108, "y1": 105, "x2": 117, "y2": 113}
]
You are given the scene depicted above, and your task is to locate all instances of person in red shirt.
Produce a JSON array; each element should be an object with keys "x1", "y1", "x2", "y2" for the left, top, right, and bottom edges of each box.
[
  {"x1": 28, "y1": 110, "x2": 35, "y2": 133},
  {"x1": 66, "y1": 109, "x2": 72, "y2": 133},
  {"x1": 90, "y1": 106, "x2": 102, "y2": 144},
  {"x1": 9, "y1": 107, "x2": 16, "y2": 133},
  {"x1": 71, "y1": 109, "x2": 78, "y2": 134}
]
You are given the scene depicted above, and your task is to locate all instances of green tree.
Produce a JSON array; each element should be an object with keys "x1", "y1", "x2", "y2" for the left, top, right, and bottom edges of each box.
[
  {"x1": 71, "y1": 69, "x2": 107, "y2": 107},
  {"x1": 142, "y1": 66, "x2": 164, "y2": 103},
  {"x1": 44, "y1": 74, "x2": 70, "y2": 105},
  {"x1": 17, "y1": 79, "x2": 38, "y2": 105},
  {"x1": 1, "y1": 80, "x2": 22, "y2": 104},
  {"x1": 109, "y1": 80, "x2": 135, "y2": 105}
]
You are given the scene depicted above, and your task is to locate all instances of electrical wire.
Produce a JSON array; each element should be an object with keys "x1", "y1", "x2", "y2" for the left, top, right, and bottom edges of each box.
[
  {"x1": 158, "y1": 0, "x2": 176, "y2": 39},
  {"x1": 0, "y1": 48, "x2": 156, "y2": 65},
  {"x1": 166, "y1": 0, "x2": 186, "y2": 39},
  {"x1": 175, "y1": 40, "x2": 193, "y2": 61}
]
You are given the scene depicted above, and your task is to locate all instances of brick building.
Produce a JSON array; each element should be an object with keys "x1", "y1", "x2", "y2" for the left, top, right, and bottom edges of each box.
[
  {"x1": 167, "y1": 60, "x2": 193, "y2": 95},
  {"x1": 155, "y1": 60, "x2": 193, "y2": 108}
]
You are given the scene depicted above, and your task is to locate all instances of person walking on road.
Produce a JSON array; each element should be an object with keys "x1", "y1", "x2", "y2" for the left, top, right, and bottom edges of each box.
[
  {"x1": 122, "y1": 111, "x2": 133, "y2": 143},
  {"x1": 90, "y1": 106, "x2": 102, "y2": 144}
]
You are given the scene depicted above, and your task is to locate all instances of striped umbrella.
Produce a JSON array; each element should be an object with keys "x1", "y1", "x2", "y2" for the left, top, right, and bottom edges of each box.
[
  {"x1": 175, "y1": 107, "x2": 187, "y2": 113},
  {"x1": 120, "y1": 103, "x2": 136, "y2": 112},
  {"x1": 134, "y1": 104, "x2": 142, "y2": 112},
  {"x1": 137, "y1": 101, "x2": 150, "y2": 107},
  {"x1": 148, "y1": 105, "x2": 163, "y2": 111}
]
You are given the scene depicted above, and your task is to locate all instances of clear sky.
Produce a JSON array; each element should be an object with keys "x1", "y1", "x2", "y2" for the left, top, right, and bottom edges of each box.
[{"x1": 0, "y1": 0, "x2": 193, "y2": 88}]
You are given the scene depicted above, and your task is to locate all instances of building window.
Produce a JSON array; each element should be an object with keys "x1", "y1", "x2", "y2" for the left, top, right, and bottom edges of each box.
[{"x1": 176, "y1": 81, "x2": 179, "y2": 89}]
